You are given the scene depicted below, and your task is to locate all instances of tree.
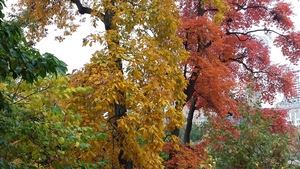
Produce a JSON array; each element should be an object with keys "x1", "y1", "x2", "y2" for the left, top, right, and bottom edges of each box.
[
  {"x1": 163, "y1": 0, "x2": 299, "y2": 166},
  {"x1": 13, "y1": 0, "x2": 188, "y2": 168},
  {"x1": 179, "y1": 0, "x2": 298, "y2": 144},
  {"x1": 202, "y1": 104, "x2": 295, "y2": 168}
]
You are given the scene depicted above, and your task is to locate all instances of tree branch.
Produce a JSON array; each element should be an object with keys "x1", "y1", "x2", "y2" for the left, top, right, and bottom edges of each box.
[
  {"x1": 226, "y1": 28, "x2": 287, "y2": 42},
  {"x1": 229, "y1": 58, "x2": 263, "y2": 74},
  {"x1": 232, "y1": 2, "x2": 268, "y2": 11},
  {"x1": 226, "y1": 28, "x2": 285, "y2": 37},
  {"x1": 12, "y1": 85, "x2": 52, "y2": 104},
  {"x1": 70, "y1": 0, "x2": 92, "y2": 14},
  {"x1": 70, "y1": 0, "x2": 114, "y2": 30}
]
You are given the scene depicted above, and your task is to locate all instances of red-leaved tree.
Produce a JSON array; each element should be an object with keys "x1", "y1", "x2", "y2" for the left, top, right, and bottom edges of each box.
[
  {"x1": 179, "y1": 0, "x2": 298, "y2": 144},
  {"x1": 164, "y1": 0, "x2": 299, "y2": 167}
]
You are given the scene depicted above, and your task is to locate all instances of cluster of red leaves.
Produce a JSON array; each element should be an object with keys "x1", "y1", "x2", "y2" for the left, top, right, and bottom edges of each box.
[
  {"x1": 203, "y1": 115, "x2": 241, "y2": 150},
  {"x1": 260, "y1": 108, "x2": 294, "y2": 134},
  {"x1": 162, "y1": 142, "x2": 209, "y2": 169}
]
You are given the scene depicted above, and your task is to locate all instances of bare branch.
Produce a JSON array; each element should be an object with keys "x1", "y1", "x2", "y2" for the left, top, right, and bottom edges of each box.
[
  {"x1": 226, "y1": 28, "x2": 285, "y2": 37},
  {"x1": 232, "y1": 2, "x2": 268, "y2": 11},
  {"x1": 229, "y1": 58, "x2": 263, "y2": 74}
]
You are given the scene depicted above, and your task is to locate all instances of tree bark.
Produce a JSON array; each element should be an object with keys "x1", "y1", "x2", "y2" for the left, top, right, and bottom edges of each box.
[{"x1": 183, "y1": 98, "x2": 196, "y2": 144}]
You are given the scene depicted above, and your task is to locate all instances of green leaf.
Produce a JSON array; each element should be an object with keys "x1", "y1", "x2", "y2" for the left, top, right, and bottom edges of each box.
[
  {"x1": 95, "y1": 133, "x2": 107, "y2": 141},
  {"x1": 79, "y1": 142, "x2": 92, "y2": 149}
]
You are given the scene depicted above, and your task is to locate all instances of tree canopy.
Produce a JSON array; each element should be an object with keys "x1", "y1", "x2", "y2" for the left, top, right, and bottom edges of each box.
[{"x1": 180, "y1": 0, "x2": 298, "y2": 144}]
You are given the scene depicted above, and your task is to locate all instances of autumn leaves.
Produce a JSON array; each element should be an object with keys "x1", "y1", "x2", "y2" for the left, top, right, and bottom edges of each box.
[{"x1": 3, "y1": 0, "x2": 300, "y2": 168}]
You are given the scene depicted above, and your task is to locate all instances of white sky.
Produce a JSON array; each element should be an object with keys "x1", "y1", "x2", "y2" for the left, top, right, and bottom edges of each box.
[{"x1": 35, "y1": 23, "x2": 102, "y2": 72}]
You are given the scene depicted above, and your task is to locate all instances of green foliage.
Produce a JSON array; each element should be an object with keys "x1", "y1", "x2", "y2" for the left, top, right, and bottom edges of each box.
[
  {"x1": 160, "y1": 151, "x2": 169, "y2": 162},
  {"x1": 0, "y1": 75, "x2": 107, "y2": 168},
  {"x1": 203, "y1": 107, "x2": 294, "y2": 169},
  {"x1": 0, "y1": 158, "x2": 18, "y2": 169},
  {"x1": 0, "y1": 3, "x2": 107, "y2": 167},
  {"x1": 0, "y1": 0, "x2": 67, "y2": 115},
  {"x1": 0, "y1": 20, "x2": 67, "y2": 82},
  {"x1": 0, "y1": 0, "x2": 67, "y2": 83}
]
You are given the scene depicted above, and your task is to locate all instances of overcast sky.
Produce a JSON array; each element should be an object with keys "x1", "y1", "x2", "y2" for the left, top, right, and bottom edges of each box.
[{"x1": 35, "y1": 22, "x2": 102, "y2": 72}]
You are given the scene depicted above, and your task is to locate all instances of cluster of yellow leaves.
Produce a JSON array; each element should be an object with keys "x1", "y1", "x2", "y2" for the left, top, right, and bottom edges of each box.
[
  {"x1": 208, "y1": 0, "x2": 229, "y2": 23},
  {"x1": 12, "y1": 0, "x2": 79, "y2": 42}
]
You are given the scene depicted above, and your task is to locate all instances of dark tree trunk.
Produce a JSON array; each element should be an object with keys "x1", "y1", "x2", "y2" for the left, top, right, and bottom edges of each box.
[
  {"x1": 181, "y1": 0, "x2": 207, "y2": 143},
  {"x1": 117, "y1": 140, "x2": 133, "y2": 169},
  {"x1": 183, "y1": 98, "x2": 196, "y2": 144},
  {"x1": 168, "y1": 76, "x2": 198, "y2": 163}
]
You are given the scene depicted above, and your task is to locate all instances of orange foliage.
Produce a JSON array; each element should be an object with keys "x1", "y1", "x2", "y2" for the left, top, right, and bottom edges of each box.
[
  {"x1": 180, "y1": 0, "x2": 297, "y2": 117},
  {"x1": 178, "y1": 0, "x2": 299, "y2": 166},
  {"x1": 163, "y1": 142, "x2": 209, "y2": 169}
]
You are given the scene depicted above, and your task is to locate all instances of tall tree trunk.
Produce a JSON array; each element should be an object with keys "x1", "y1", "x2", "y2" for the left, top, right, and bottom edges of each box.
[
  {"x1": 168, "y1": 76, "x2": 197, "y2": 162},
  {"x1": 181, "y1": 0, "x2": 208, "y2": 144},
  {"x1": 182, "y1": 73, "x2": 198, "y2": 142},
  {"x1": 184, "y1": 98, "x2": 196, "y2": 144}
]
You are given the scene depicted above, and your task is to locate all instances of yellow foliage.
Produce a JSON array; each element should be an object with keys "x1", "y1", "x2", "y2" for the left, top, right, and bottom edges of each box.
[{"x1": 14, "y1": 0, "x2": 189, "y2": 167}]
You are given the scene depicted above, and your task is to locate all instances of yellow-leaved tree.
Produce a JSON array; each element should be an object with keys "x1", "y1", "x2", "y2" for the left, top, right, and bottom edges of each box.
[{"x1": 13, "y1": 0, "x2": 188, "y2": 168}]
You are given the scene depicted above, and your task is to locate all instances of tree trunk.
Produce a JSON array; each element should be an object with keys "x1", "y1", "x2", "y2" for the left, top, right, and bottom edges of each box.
[{"x1": 184, "y1": 98, "x2": 196, "y2": 144}]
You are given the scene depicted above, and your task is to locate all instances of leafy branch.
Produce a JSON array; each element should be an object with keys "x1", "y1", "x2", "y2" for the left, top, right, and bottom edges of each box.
[{"x1": 12, "y1": 85, "x2": 52, "y2": 104}]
